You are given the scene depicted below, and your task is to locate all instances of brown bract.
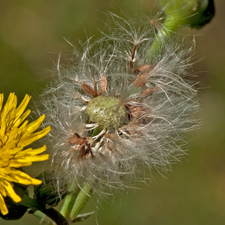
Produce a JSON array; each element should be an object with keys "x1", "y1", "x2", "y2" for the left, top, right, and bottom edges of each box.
[
  {"x1": 69, "y1": 133, "x2": 93, "y2": 159},
  {"x1": 82, "y1": 82, "x2": 102, "y2": 98}
]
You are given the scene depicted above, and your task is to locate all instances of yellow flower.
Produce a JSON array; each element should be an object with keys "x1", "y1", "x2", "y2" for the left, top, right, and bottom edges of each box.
[{"x1": 0, "y1": 93, "x2": 51, "y2": 215}]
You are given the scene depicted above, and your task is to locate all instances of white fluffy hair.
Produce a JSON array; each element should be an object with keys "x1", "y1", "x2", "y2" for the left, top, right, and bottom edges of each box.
[{"x1": 38, "y1": 13, "x2": 200, "y2": 196}]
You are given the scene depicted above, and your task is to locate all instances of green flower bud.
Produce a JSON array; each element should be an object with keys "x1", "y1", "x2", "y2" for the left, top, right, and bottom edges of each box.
[
  {"x1": 147, "y1": 0, "x2": 215, "y2": 61},
  {"x1": 86, "y1": 96, "x2": 127, "y2": 129},
  {"x1": 157, "y1": 0, "x2": 215, "y2": 28}
]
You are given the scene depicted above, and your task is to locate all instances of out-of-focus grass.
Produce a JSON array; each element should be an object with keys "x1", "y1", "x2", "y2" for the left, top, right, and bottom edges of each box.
[{"x1": 1, "y1": 0, "x2": 225, "y2": 224}]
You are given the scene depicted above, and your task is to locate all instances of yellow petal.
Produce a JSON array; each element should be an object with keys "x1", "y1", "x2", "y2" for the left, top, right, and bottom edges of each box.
[
  {"x1": 0, "y1": 94, "x2": 3, "y2": 111},
  {"x1": 28, "y1": 145, "x2": 47, "y2": 155},
  {"x1": 29, "y1": 178, "x2": 42, "y2": 185},
  {"x1": 8, "y1": 160, "x2": 32, "y2": 168},
  {"x1": 19, "y1": 126, "x2": 51, "y2": 147},
  {"x1": 2, "y1": 146, "x2": 23, "y2": 156},
  {"x1": 15, "y1": 145, "x2": 47, "y2": 157},
  {"x1": 0, "y1": 93, "x2": 16, "y2": 137},
  {"x1": 13, "y1": 109, "x2": 31, "y2": 128},
  {"x1": 9, "y1": 170, "x2": 42, "y2": 185},
  {"x1": 22, "y1": 154, "x2": 49, "y2": 162},
  {"x1": 25, "y1": 114, "x2": 46, "y2": 134},
  {"x1": 4, "y1": 181, "x2": 21, "y2": 203},
  {"x1": 15, "y1": 94, "x2": 31, "y2": 121},
  {"x1": 0, "y1": 193, "x2": 8, "y2": 215},
  {"x1": 3, "y1": 93, "x2": 17, "y2": 116},
  {"x1": 0, "y1": 183, "x2": 7, "y2": 196}
]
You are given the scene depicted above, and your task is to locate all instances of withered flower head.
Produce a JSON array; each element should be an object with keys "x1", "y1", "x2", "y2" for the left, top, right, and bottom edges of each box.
[{"x1": 39, "y1": 14, "x2": 199, "y2": 194}]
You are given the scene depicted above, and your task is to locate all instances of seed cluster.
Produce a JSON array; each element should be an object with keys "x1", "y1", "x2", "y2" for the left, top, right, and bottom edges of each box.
[
  {"x1": 86, "y1": 96, "x2": 127, "y2": 129},
  {"x1": 39, "y1": 14, "x2": 199, "y2": 194}
]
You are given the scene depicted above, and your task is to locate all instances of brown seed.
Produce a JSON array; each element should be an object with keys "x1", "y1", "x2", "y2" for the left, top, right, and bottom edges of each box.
[
  {"x1": 77, "y1": 144, "x2": 93, "y2": 159},
  {"x1": 129, "y1": 45, "x2": 137, "y2": 69},
  {"x1": 141, "y1": 88, "x2": 154, "y2": 98},
  {"x1": 134, "y1": 74, "x2": 148, "y2": 87},
  {"x1": 133, "y1": 64, "x2": 154, "y2": 75},
  {"x1": 82, "y1": 84, "x2": 96, "y2": 97},
  {"x1": 130, "y1": 105, "x2": 146, "y2": 118},
  {"x1": 78, "y1": 145, "x2": 86, "y2": 158},
  {"x1": 100, "y1": 77, "x2": 107, "y2": 92}
]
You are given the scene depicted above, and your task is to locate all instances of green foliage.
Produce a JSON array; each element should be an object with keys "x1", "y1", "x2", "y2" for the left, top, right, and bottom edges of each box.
[{"x1": 33, "y1": 171, "x2": 67, "y2": 207}]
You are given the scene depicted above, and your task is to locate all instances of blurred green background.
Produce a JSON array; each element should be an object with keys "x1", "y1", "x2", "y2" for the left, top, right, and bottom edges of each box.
[{"x1": 0, "y1": 0, "x2": 225, "y2": 224}]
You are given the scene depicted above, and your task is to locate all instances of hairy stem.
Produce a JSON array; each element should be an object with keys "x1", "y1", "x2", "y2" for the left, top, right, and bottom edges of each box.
[{"x1": 147, "y1": 16, "x2": 180, "y2": 62}]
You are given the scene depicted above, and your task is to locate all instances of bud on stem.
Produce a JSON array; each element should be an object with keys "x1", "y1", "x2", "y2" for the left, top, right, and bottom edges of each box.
[{"x1": 148, "y1": 0, "x2": 215, "y2": 61}]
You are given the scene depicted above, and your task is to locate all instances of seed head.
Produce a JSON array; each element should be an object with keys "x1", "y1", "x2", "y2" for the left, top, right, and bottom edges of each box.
[
  {"x1": 86, "y1": 96, "x2": 127, "y2": 129},
  {"x1": 38, "y1": 13, "x2": 199, "y2": 195}
]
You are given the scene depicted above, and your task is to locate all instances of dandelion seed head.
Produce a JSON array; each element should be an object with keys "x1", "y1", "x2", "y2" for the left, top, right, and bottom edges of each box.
[{"x1": 38, "y1": 13, "x2": 200, "y2": 196}]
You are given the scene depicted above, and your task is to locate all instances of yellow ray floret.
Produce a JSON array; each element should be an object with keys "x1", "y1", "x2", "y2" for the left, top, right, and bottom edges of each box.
[{"x1": 0, "y1": 93, "x2": 51, "y2": 215}]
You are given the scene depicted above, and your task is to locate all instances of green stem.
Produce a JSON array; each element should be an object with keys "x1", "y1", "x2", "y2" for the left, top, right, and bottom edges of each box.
[
  {"x1": 42, "y1": 208, "x2": 69, "y2": 225},
  {"x1": 29, "y1": 208, "x2": 69, "y2": 225},
  {"x1": 147, "y1": 16, "x2": 180, "y2": 62},
  {"x1": 69, "y1": 182, "x2": 93, "y2": 223},
  {"x1": 32, "y1": 210, "x2": 46, "y2": 220},
  {"x1": 20, "y1": 194, "x2": 68, "y2": 225},
  {"x1": 60, "y1": 182, "x2": 79, "y2": 219}
]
